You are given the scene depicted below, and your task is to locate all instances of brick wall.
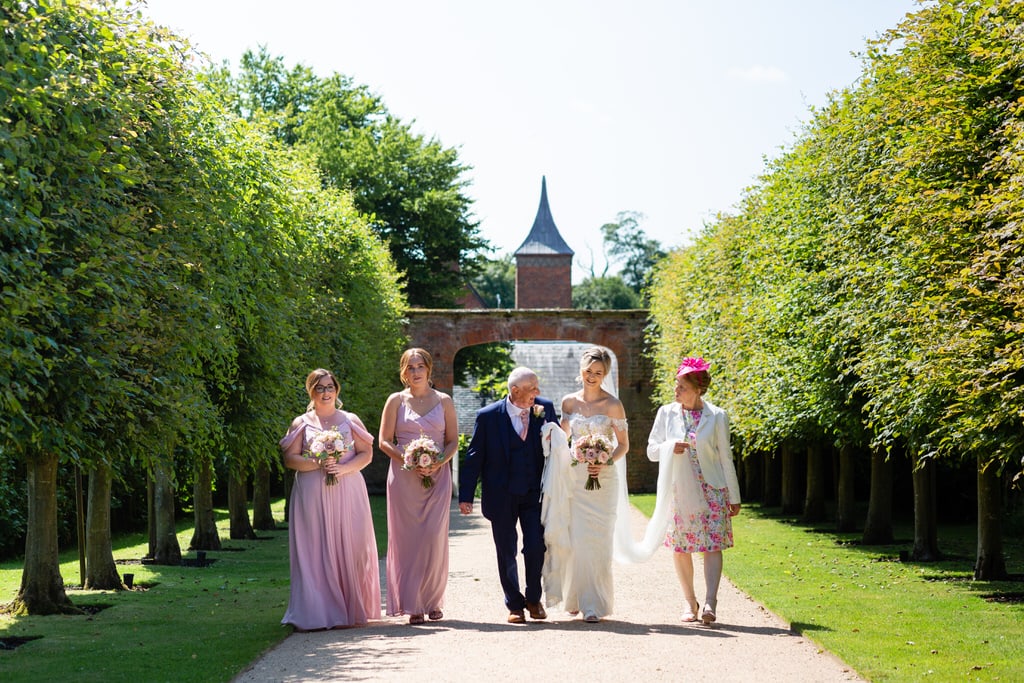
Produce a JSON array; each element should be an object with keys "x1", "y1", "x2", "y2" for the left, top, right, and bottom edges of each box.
[{"x1": 515, "y1": 255, "x2": 572, "y2": 308}]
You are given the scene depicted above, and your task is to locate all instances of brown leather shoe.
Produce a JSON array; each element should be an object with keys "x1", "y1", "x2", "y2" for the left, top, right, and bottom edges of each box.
[
  {"x1": 526, "y1": 602, "x2": 547, "y2": 620},
  {"x1": 507, "y1": 609, "x2": 526, "y2": 624}
]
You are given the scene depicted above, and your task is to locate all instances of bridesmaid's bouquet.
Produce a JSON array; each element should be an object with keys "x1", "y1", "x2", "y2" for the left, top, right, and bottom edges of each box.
[
  {"x1": 571, "y1": 433, "x2": 614, "y2": 490},
  {"x1": 307, "y1": 428, "x2": 352, "y2": 486},
  {"x1": 402, "y1": 435, "x2": 442, "y2": 489}
]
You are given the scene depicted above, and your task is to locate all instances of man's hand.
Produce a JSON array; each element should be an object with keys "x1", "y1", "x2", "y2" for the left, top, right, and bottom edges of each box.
[{"x1": 459, "y1": 502, "x2": 472, "y2": 515}]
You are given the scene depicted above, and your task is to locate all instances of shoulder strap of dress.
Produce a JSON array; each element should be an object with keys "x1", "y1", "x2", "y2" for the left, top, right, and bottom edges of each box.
[
  {"x1": 279, "y1": 411, "x2": 317, "y2": 451},
  {"x1": 336, "y1": 411, "x2": 375, "y2": 447}
]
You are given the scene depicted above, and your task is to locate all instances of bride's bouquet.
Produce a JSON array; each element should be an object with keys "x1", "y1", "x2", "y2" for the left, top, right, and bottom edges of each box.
[
  {"x1": 402, "y1": 435, "x2": 443, "y2": 489},
  {"x1": 307, "y1": 428, "x2": 352, "y2": 486},
  {"x1": 571, "y1": 433, "x2": 614, "y2": 490}
]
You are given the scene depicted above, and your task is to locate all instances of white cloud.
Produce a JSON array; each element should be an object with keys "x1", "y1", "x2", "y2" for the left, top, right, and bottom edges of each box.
[{"x1": 726, "y1": 65, "x2": 789, "y2": 83}]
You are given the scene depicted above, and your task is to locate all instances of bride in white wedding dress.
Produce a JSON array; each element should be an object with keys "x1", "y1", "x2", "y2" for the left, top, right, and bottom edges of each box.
[{"x1": 541, "y1": 347, "x2": 628, "y2": 623}]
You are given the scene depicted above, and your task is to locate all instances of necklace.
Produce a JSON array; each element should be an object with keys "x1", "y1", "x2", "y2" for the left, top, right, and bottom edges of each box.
[
  {"x1": 315, "y1": 409, "x2": 340, "y2": 430},
  {"x1": 406, "y1": 390, "x2": 436, "y2": 413}
]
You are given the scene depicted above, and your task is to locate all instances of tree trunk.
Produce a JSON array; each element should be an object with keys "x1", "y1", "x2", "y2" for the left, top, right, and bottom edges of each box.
[
  {"x1": 75, "y1": 466, "x2": 86, "y2": 588},
  {"x1": 84, "y1": 461, "x2": 124, "y2": 589},
  {"x1": 974, "y1": 456, "x2": 1007, "y2": 580},
  {"x1": 152, "y1": 455, "x2": 182, "y2": 565},
  {"x1": 147, "y1": 477, "x2": 156, "y2": 559},
  {"x1": 910, "y1": 455, "x2": 942, "y2": 561},
  {"x1": 284, "y1": 468, "x2": 294, "y2": 523},
  {"x1": 781, "y1": 440, "x2": 803, "y2": 514},
  {"x1": 12, "y1": 453, "x2": 78, "y2": 615},
  {"x1": 836, "y1": 443, "x2": 858, "y2": 532},
  {"x1": 861, "y1": 446, "x2": 894, "y2": 545},
  {"x1": 763, "y1": 450, "x2": 781, "y2": 507},
  {"x1": 228, "y1": 469, "x2": 256, "y2": 540},
  {"x1": 803, "y1": 441, "x2": 827, "y2": 522},
  {"x1": 252, "y1": 459, "x2": 277, "y2": 531},
  {"x1": 189, "y1": 457, "x2": 222, "y2": 551},
  {"x1": 743, "y1": 448, "x2": 762, "y2": 503}
]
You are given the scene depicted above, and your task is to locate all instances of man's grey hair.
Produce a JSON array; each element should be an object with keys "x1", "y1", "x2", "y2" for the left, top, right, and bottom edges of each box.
[{"x1": 507, "y1": 366, "x2": 537, "y2": 391}]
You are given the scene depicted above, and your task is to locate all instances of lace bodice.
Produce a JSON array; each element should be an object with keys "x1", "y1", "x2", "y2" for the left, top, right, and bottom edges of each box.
[{"x1": 565, "y1": 413, "x2": 628, "y2": 441}]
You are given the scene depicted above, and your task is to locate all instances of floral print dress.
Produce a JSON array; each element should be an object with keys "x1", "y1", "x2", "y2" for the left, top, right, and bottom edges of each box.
[{"x1": 665, "y1": 408, "x2": 734, "y2": 553}]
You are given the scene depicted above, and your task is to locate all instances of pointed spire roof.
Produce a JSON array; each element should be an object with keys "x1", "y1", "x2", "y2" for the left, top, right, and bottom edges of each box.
[{"x1": 514, "y1": 177, "x2": 574, "y2": 256}]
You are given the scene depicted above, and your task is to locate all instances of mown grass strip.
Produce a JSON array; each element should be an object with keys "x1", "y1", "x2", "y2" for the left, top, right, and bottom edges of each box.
[
  {"x1": 0, "y1": 496, "x2": 387, "y2": 683},
  {"x1": 632, "y1": 496, "x2": 1024, "y2": 682}
]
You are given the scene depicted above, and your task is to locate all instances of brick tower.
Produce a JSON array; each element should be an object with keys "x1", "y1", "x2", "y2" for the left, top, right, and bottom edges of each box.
[{"x1": 514, "y1": 177, "x2": 574, "y2": 308}]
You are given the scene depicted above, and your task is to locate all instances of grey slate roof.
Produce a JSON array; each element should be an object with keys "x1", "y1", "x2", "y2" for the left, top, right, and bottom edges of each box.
[{"x1": 514, "y1": 176, "x2": 574, "y2": 256}]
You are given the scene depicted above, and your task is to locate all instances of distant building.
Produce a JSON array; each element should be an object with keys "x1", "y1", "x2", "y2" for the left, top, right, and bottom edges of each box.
[
  {"x1": 454, "y1": 177, "x2": 610, "y2": 432},
  {"x1": 514, "y1": 176, "x2": 574, "y2": 308}
]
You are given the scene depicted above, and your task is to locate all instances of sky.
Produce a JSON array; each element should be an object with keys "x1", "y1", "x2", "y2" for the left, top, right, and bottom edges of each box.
[{"x1": 139, "y1": 0, "x2": 925, "y2": 282}]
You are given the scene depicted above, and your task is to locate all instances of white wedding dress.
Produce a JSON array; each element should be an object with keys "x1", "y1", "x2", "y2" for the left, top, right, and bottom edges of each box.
[{"x1": 541, "y1": 413, "x2": 625, "y2": 618}]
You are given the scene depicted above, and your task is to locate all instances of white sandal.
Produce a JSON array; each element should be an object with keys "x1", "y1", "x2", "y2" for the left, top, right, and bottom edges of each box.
[{"x1": 681, "y1": 602, "x2": 699, "y2": 623}]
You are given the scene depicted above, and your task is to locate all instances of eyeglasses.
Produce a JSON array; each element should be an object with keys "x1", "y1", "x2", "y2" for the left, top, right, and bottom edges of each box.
[{"x1": 313, "y1": 384, "x2": 336, "y2": 394}]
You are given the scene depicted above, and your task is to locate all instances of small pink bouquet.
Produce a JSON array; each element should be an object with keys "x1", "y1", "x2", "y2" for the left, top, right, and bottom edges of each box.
[
  {"x1": 571, "y1": 433, "x2": 614, "y2": 490},
  {"x1": 402, "y1": 435, "x2": 443, "y2": 489},
  {"x1": 307, "y1": 428, "x2": 352, "y2": 486}
]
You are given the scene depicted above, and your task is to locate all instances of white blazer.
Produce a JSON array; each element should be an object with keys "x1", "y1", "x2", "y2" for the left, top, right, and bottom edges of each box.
[{"x1": 646, "y1": 399, "x2": 741, "y2": 504}]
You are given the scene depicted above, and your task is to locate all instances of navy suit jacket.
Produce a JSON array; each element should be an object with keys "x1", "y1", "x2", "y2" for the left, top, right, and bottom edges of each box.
[{"x1": 459, "y1": 396, "x2": 558, "y2": 520}]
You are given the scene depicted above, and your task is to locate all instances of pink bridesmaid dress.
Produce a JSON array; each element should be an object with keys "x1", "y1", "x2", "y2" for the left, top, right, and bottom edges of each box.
[
  {"x1": 385, "y1": 401, "x2": 451, "y2": 617},
  {"x1": 280, "y1": 414, "x2": 381, "y2": 630}
]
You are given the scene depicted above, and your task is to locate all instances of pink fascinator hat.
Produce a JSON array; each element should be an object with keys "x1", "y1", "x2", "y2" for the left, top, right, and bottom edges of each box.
[{"x1": 676, "y1": 356, "x2": 710, "y2": 378}]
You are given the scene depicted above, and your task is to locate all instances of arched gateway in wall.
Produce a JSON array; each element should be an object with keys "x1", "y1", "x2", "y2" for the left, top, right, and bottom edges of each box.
[{"x1": 404, "y1": 308, "x2": 660, "y2": 491}]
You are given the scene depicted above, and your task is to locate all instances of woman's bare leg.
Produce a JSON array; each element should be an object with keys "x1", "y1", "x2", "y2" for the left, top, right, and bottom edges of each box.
[{"x1": 673, "y1": 551, "x2": 699, "y2": 617}]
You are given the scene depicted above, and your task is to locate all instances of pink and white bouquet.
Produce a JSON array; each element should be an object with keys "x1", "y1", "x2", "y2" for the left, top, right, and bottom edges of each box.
[
  {"x1": 307, "y1": 428, "x2": 352, "y2": 486},
  {"x1": 571, "y1": 433, "x2": 614, "y2": 490},
  {"x1": 402, "y1": 435, "x2": 443, "y2": 489}
]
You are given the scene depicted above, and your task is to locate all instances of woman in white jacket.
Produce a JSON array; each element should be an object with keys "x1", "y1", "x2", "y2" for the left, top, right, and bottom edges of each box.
[{"x1": 647, "y1": 357, "x2": 741, "y2": 625}]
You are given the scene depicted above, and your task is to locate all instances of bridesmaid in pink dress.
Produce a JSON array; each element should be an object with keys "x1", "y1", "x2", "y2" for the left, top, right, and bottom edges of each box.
[
  {"x1": 378, "y1": 348, "x2": 459, "y2": 624},
  {"x1": 279, "y1": 368, "x2": 381, "y2": 631}
]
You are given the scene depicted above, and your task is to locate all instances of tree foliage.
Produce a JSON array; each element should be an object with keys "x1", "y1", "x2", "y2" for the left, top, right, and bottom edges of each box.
[
  {"x1": 208, "y1": 48, "x2": 487, "y2": 307},
  {"x1": 600, "y1": 211, "x2": 667, "y2": 299},
  {"x1": 470, "y1": 254, "x2": 516, "y2": 309},
  {"x1": 1, "y1": 0, "x2": 405, "y2": 609},
  {"x1": 573, "y1": 276, "x2": 641, "y2": 310},
  {"x1": 647, "y1": 0, "x2": 1024, "y2": 574}
]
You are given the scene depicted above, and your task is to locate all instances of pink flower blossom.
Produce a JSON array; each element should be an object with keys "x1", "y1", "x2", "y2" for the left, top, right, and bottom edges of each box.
[{"x1": 403, "y1": 435, "x2": 442, "y2": 489}]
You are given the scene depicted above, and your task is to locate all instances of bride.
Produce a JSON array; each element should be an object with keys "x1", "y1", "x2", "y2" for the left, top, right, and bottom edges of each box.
[{"x1": 542, "y1": 347, "x2": 628, "y2": 623}]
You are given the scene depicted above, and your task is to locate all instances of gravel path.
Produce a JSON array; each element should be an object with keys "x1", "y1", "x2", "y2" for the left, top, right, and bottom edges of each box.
[{"x1": 233, "y1": 502, "x2": 863, "y2": 682}]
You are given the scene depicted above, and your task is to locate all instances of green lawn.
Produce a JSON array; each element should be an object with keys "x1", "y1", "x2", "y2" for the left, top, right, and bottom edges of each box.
[
  {"x1": 632, "y1": 496, "x2": 1024, "y2": 682},
  {"x1": 0, "y1": 496, "x2": 386, "y2": 683}
]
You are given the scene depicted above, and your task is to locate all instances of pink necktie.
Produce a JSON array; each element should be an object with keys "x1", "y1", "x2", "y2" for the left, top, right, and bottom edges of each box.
[{"x1": 518, "y1": 409, "x2": 529, "y2": 440}]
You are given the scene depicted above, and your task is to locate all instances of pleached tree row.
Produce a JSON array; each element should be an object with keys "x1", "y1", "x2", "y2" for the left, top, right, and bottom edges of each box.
[
  {"x1": 647, "y1": 0, "x2": 1024, "y2": 579},
  {"x1": 1, "y1": 1, "x2": 409, "y2": 614}
]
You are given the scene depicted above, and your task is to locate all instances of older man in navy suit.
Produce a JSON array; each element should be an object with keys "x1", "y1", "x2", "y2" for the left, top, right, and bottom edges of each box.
[{"x1": 459, "y1": 367, "x2": 559, "y2": 623}]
